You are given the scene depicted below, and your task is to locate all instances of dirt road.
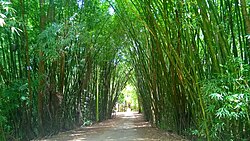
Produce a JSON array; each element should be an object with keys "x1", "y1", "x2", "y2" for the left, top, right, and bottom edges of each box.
[{"x1": 36, "y1": 111, "x2": 186, "y2": 141}]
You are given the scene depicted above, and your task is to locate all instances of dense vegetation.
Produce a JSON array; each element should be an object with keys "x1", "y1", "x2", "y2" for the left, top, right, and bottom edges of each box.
[{"x1": 0, "y1": 0, "x2": 249, "y2": 140}]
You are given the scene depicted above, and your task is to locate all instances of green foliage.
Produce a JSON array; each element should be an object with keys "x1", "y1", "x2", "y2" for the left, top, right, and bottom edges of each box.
[
  {"x1": 200, "y1": 58, "x2": 250, "y2": 140},
  {"x1": 36, "y1": 23, "x2": 66, "y2": 62},
  {"x1": 0, "y1": 84, "x2": 7, "y2": 140},
  {"x1": 1, "y1": 79, "x2": 29, "y2": 110},
  {"x1": 117, "y1": 93, "x2": 124, "y2": 104},
  {"x1": 0, "y1": 79, "x2": 29, "y2": 140},
  {"x1": 0, "y1": 1, "x2": 12, "y2": 27},
  {"x1": 0, "y1": 1, "x2": 20, "y2": 34}
]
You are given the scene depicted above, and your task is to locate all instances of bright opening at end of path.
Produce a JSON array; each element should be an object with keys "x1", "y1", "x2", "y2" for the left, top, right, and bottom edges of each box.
[{"x1": 117, "y1": 84, "x2": 139, "y2": 114}]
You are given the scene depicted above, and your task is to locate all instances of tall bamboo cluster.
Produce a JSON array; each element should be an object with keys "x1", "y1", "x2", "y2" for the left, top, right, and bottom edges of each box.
[
  {"x1": 0, "y1": 0, "x2": 130, "y2": 140},
  {"x1": 114, "y1": 0, "x2": 250, "y2": 140}
]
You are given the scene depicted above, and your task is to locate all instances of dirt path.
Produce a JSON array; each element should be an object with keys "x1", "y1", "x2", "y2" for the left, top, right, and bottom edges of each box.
[{"x1": 36, "y1": 111, "x2": 187, "y2": 141}]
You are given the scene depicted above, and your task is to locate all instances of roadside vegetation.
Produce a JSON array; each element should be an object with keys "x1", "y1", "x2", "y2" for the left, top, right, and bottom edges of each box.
[{"x1": 0, "y1": 0, "x2": 249, "y2": 140}]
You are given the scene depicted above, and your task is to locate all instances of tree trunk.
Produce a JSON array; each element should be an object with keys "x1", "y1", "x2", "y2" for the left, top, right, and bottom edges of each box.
[
  {"x1": 19, "y1": 0, "x2": 34, "y2": 138},
  {"x1": 38, "y1": 0, "x2": 46, "y2": 136},
  {"x1": 240, "y1": 0, "x2": 250, "y2": 54}
]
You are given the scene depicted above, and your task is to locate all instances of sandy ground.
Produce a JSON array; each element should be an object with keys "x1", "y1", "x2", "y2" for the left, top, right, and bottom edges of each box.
[{"x1": 34, "y1": 111, "x2": 187, "y2": 141}]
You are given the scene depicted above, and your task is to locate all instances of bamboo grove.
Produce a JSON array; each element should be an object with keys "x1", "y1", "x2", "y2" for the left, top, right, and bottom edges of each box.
[
  {"x1": 112, "y1": 0, "x2": 250, "y2": 140},
  {"x1": 0, "y1": 0, "x2": 132, "y2": 140},
  {"x1": 0, "y1": 0, "x2": 250, "y2": 141}
]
